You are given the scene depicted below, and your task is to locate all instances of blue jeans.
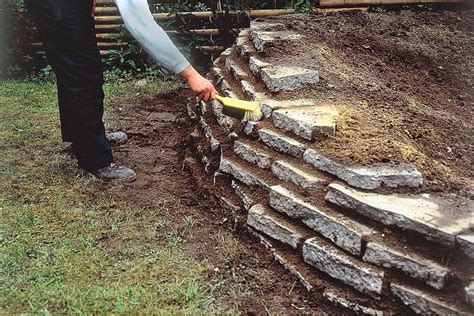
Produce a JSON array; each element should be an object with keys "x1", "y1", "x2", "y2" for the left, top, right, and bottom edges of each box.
[{"x1": 26, "y1": 0, "x2": 113, "y2": 170}]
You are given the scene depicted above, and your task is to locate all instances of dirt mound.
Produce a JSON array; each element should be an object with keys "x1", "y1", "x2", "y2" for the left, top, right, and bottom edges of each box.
[{"x1": 260, "y1": 9, "x2": 473, "y2": 196}]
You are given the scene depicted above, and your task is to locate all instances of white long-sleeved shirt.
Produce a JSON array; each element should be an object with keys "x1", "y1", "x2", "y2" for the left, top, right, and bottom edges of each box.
[{"x1": 115, "y1": 0, "x2": 190, "y2": 74}]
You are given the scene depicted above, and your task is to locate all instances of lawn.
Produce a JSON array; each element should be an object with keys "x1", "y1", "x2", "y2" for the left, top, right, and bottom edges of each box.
[{"x1": 0, "y1": 80, "x2": 221, "y2": 314}]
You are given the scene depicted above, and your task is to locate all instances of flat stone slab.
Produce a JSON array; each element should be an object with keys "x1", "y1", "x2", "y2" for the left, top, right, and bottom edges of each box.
[
  {"x1": 270, "y1": 185, "x2": 375, "y2": 256},
  {"x1": 271, "y1": 160, "x2": 325, "y2": 189},
  {"x1": 273, "y1": 106, "x2": 338, "y2": 140},
  {"x1": 231, "y1": 180, "x2": 256, "y2": 211},
  {"x1": 391, "y1": 283, "x2": 462, "y2": 315},
  {"x1": 249, "y1": 56, "x2": 270, "y2": 76},
  {"x1": 456, "y1": 233, "x2": 474, "y2": 259},
  {"x1": 261, "y1": 99, "x2": 316, "y2": 118},
  {"x1": 225, "y1": 58, "x2": 249, "y2": 80},
  {"x1": 323, "y1": 289, "x2": 384, "y2": 315},
  {"x1": 304, "y1": 149, "x2": 423, "y2": 189},
  {"x1": 233, "y1": 141, "x2": 272, "y2": 169},
  {"x1": 210, "y1": 100, "x2": 235, "y2": 132},
  {"x1": 252, "y1": 30, "x2": 303, "y2": 52},
  {"x1": 303, "y1": 237, "x2": 385, "y2": 298},
  {"x1": 258, "y1": 128, "x2": 306, "y2": 158},
  {"x1": 326, "y1": 183, "x2": 474, "y2": 247},
  {"x1": 247, "y1": 204, "x2": 308, "y2": 249},
  {"x1": 260, "y1": 66, "x2": 319, "y2": 92},
  {"x1": 250, "y1": 21, "x2": 287, "y2": 32},
  {"x1": 240, "y1": 80, "x2": 257, "y2": 100},
  {"x1": 219, "y1": 156, "x2": 268, "y2": 188},
  {"x1": 363, "y1": 242, "x2": 449, "y2": 290},
  {"x1": 200, "y1": 117, "x2": 220, "y2": 152}
]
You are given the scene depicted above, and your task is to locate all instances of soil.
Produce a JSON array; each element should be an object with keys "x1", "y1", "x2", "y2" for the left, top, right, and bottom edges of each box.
[
  {"x1": 100, "y1": 90, "x2": 341, "y2": 314},
  {"x1": 257, "y1": 9, "x2": 473, "y2": 196}
]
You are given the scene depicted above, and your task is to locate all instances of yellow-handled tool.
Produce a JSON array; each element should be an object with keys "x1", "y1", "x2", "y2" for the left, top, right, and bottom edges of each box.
[{"x1": 215, "y1": 95, "x2": 263, "y2": 121}]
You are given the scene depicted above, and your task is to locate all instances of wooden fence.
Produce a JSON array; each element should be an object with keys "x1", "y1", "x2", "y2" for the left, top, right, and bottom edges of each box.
[{"x1": 31, "y1": 0, "x2": 469, "y2": 56}]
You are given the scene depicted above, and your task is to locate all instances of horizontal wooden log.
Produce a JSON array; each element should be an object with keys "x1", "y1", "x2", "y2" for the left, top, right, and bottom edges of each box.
[
  {"x1": 319, "y1": 0, "x2": 467, "y2": 7},
  {"x1": 94, "y1": 9, "x2": 295, "y2": 23},
  {"x1": 96, "y1": 0, "x2": 177, "y2": 5}
]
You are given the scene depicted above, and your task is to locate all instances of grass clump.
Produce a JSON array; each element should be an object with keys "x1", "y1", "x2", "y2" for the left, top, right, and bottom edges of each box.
[{"x1": 0, "y1": 80, "x2": 213, "y2": 314}]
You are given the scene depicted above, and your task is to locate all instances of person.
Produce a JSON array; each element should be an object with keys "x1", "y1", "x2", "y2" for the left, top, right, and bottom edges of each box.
[{"x1": 25, "y1": 0, "x2": 217, "y2": 182}]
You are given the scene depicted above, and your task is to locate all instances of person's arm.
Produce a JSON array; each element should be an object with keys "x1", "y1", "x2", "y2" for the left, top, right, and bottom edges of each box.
[{"x1": 114, "y1": 0, "x2": 216, "y2": 100}]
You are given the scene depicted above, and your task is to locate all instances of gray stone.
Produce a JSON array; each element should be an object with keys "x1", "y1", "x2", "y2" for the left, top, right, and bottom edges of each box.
[
  {"x1": 211, "y1": 66, "x2": 223, "y2": 81},
  {"x1": 261, "y1": 99, "x2": 315, "y2": 118},
  {"x1": 225, "y1": 58, "x2": 248, "y2": 80},
  {"x1": 326, "y1": 183, "x2": 474, "y2": 248},
  {"x1": 303, "y1": 149, "x2": 422, "y2": 189},
  {"x1": 303, "y1": 237, "x2": 385, "y2": 298},
  {"x1": 271, "y1": 160, "x2": 325, "y2": 189},
  {"x1": 457, "y1": 233, "x2": 474, "y2": 259},
  {"x1": 249, "y1": 56, "x2": 270, "y2": 76},
  {"x1": 250, "y1": 21, "x2": 286, "y2": 32},
  {"x1": 210, "y1": 100, "x2": 234, "y2": 132},
  {"x1": 270, "y1": 185, "x2": 375, "y2": 256},
  {"x1": 391, "y1": 283, "x2": 462, "y2": 315},
  {"x1": 231, "y1": 180, "x2": 256, "y2": 211},
  {"x1": 248, "y1": 227, "x2": 275, "y2": 250},
  {"x1": 240, "y1": 80, "x2": 257, "y2": 100},
  {"x1": 244, "y1": 121, "x2": 258, "y2": 136},
  {"x1": 220, "y1": 79, "x2": 231, "y2": 92},
  {"x1": 252, "y1": 30, "x2": 303, "y2": 52},
  {"x1": 363, "y1": 242, "x2": 449, "y2": 290},
  {"x1": 219, "y1": 156, "x2": 269, "y2": 188},
  {"x1": 247, "y1": 204, "x2": 306, "y2": 249},
  {"x1": 273, "y1": 106, "x2": 338, "y2": 139},
  {"x1": 258, "y1": 128, "x2": 306, "y2": 158},
  {"x1": 186, "y1": 102, "x2": 197, "y2": 119},
  {"x1": 260, "y1": 66, "x2": 319, "y2": 92},
  {"x1": 323, "y1": 289, "x2": 384, "y2": 315},
  {"x1": 200, "y1": 117, "x2": 220, "y2": 152},
  {"x1": 465, "y1": 282, "x2": 474, "y2": 306},
  {"x1": 234, "y1": 141, "x2": 272, "y2": 169}
]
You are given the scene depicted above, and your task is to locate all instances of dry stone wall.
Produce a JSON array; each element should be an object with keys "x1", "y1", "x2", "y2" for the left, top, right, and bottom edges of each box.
[{"x1": 185, "y1": 19, "x2": 474, "y2": 314}]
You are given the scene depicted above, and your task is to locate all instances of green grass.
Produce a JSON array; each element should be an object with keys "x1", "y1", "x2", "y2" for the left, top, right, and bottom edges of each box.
[{"x1": 0, "y1": 80, "x2": 223, "y2": 313}]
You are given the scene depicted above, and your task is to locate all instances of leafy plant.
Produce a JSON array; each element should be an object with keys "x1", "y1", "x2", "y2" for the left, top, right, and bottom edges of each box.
[{"x1": 285, "y1": 0, "x2": 315, "y2": 13}]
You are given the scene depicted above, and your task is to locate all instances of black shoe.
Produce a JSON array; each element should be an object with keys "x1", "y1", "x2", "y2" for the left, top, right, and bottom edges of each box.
[
  {"x1": 106, "y1": 132, "x2": 128, "y2": 145},
  {"x1": 93, "y1": 164, "x2": 136, "y2": 182}
]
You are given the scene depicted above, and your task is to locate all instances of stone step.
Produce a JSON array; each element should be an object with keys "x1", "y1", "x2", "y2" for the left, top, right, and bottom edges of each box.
[
  {"x1": 251, "y1": 30, "x2": 303, "y2": 52},
  {"x1": 231, "y1": 180, "x2": 258, "y2": 211},
  {"x1": 323, "y1": 289, "x2": 385, "y2": 315},
  {"x1": 391, "y1": 283, "x2": 464, "y2": 315},
  {"x1": 272, "y1": 106, "x2": 338, "y2": 139},
  {"x1": 233, "y1": 140, "x2": 272, "y2": 169},
  {"x1": 325, "y1": 183, "x2": 474, "y2": 248},
  {"x1": 249, "y1": 56, "x2": 270, "y2": 77},
  {"x1": 225, "y1": 57, "x2": 249, "y2": 81},
  {"x1": 200, "y1": 117, "x2": 220, "y2": 152},
  {"x1": 235, "y1": 31, "x2": 256, "y2": 58},
  {"x1": 219, "y1": 155, "x2": 271, "y2": 189},
  {"x1": 250, "y1": 21, "x2": 287, "y2": 32},
  {"x1": 260, "y1": 65, "x2": 319, "y2": 92},
  {"x1": 270, "y1": 185, "x2": 376, "y2": 256},
  {"x1": 247, "y1": 204, "x2": 312, "y2": 249},
  {"x1": 304, "y1": 148, "x2": 422, "y2": 190},
  {"x1": 210, "y1": 99, "x2": 236, "y2": 132},
  {"x1": 261, "y1": 98, "x2": 316, "y2": 118},
  {"x1": 363, "y1": 242, "x2": 450, "y2": 290},
  {"x1": 258, "y1": 128, "x2": 306, "y2": 158},
  {"x1": 303, "y1": 236, "x2": 385, "y2": 298},
  {"x1": 271, "y1": 160, "x2": 327, "y2": 190}
]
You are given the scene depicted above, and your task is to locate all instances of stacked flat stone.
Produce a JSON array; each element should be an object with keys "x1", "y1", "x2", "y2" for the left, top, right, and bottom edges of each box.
[{"x1": 187, "y1": 20, "x2": 474, "y2": 314}]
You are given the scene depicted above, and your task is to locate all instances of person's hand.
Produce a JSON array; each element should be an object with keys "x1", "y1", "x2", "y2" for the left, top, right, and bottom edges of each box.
[{"x1": 180, "y1": 66, "x2": 217, "y2": 102}]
